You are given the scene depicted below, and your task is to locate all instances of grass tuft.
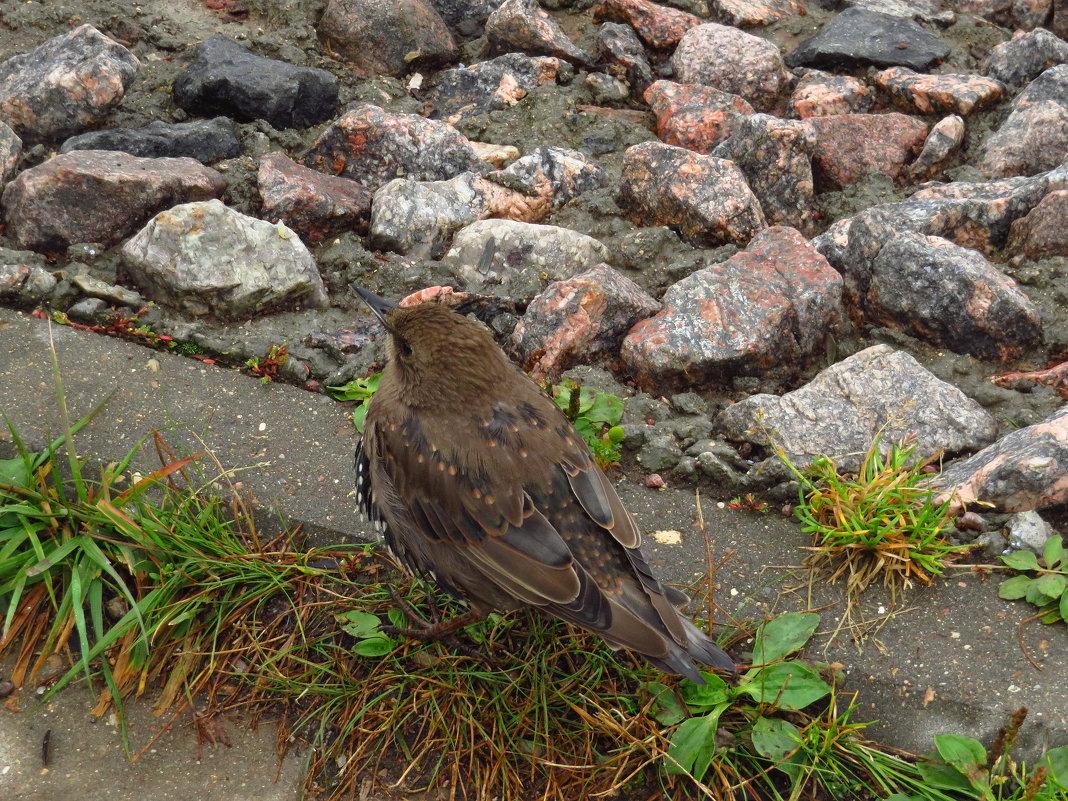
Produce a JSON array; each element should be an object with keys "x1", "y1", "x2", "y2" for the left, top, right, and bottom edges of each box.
[{"x1": 781, "y1": 433, "x2": 967, "y2": 603}]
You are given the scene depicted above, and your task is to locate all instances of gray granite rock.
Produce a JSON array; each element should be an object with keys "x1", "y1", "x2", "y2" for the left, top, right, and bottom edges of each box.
[
  {"x1": 714, "y1": 344, "x2": 998, "y2": 470},
  {"x1": 122, "y1": 199, "x2": 329, "y2": 320},
  {"x1": 0, "y1": 24, "x2": 139, "y2": 144},
  {"x1": 441, "y1": 219, "x2": 610, "y2": 301},
  {"x1": 842, "y1": 210, "x2": 1043, "y2": 360},
  {"x1": 934, "y1": 404, "x2": 1068, "y2": 514}
]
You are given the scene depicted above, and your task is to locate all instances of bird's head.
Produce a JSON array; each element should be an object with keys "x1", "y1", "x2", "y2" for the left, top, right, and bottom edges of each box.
[{"x1": 354, "y1": 287, "x2": 514, "y2": 407}]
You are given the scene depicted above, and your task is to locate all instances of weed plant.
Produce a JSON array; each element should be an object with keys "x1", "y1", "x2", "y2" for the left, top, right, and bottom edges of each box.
[{"x1": 781, "y1": 434, "x2": 966, "y2": 602}]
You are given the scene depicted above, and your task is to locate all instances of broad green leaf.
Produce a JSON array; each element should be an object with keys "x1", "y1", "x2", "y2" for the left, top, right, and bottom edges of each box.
[
  {"x1": 933, "y1": 735, "x2": 989, "y2": 792},
  {"x1": 1061, "y1": 590, "x2": 1068, "y2": 626},
  {"x1": 353, "y1": 634, "x2": 396, "y2": 657},
  {"x1": 643, "y1": 682, "x2": 687, "y2": 727},
  {"x1": 353, "y1": 403, "x2": 370, "y2": 434},
  {"x1": 0, "y1": 457, "x2": 31, "y2": 488},
  {"x1": 916, "y1": 757, "x2": 975, "y2": 792},
  {"x1": 750, "y1": 716, "x2": 801, "y2": 763},
  {"x1": 1027, "y1": 580, "x2": 1058, "y2": 606},
  {"x1": 1043, "y1": 536, "x2": 1065, "y2": 569},
  {"x1": 1044, "y1": 745, "x2": 1068, "y2": 788},
  {"x1": 387, "y1": 607, "x2": 408, "y2": 629},
  {"x1": 1002, "y1": 550, "x2": 1041, "y2": 571},
  {"x1": 584, "y1": 391, "x2": 623, "y2": 425},
  {"x1": 999, "y1": 575, "x2": 1033, "y2": 600},
  {"x1": 1036, "y1": 573, "x2": 1066, "y2": 599},
  {"x1": 752, "y1": 612, "x2": 820, "y2": 664},
  {"x1": 665, "y1": 706, "x2": 727, "y2": 779},
  {"x1": 739, "y1": 662, "x2": 830, "y2": 710},
  {"x1": 336, "y1": 610, "x2": 383, "y2": 637},
  {"x1": 680, "y1": 672, "x2": 730, "y2": 711}
]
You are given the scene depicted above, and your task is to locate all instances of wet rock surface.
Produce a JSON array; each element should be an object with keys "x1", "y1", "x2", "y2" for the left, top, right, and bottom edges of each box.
[
  {"x1": 172, "y1": 36, "x2": 338, "y2": 130},
  {"x1": 0, "y1": 24, "x2": 139, "y2": 144},
  {"x1": 2, "y1": 0, "x2": 1068, "y2": 784},
  {"x1": 1, "y1": 150, "x2": 227, "y2": 251},
  {"x1": 714, "y1": 344, "x2": 999, "y2": 469},
  {"x1": 787, "y1": 7, "x2": 951, "y2": 71}
]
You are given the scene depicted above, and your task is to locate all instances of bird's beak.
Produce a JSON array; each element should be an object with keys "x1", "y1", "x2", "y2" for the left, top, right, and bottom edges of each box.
[{"x1": 353, "y1": 286, "x2": 398, "y2": 329}]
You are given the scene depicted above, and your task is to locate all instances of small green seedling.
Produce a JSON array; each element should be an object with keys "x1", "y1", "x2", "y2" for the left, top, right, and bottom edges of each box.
[
  {"x1": 549, "y1": 380, "x2": 625, "y2": 468},
  {"x1": 999, "y1": 535, "x2": 1068, "y2": 626},
  {"x1": 327, "y1": 371, "x2": 383, "y2": 433}
]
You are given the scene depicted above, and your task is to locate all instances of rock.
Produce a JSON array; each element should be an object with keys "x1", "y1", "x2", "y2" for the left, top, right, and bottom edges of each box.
[
  {"x1": 369, "y1": 165, "x2": 562, "y2": 258},
  {"x1": 469, "y1": 141, "x2": 522, "y2": 168},
  {"x1": 958, "y1": 0, "x2": 1053, "y2": 30},
  {"x1": 512, "y1": 263, "x2": 661, "y2": 380},
  {"x1": 908, "y1": 114, "x2": 965, "y2": 179},
  {"x1": 671, "y1": 23, "x2": 790, "y2": 110},
  {"x1": 842, "y1": 210, "x2": 1043, "y2": 360},
  {"x1": 1007, "y1": 189, "x2": 1068, "y2": 259},
  {"x1": 172, "y1": 36, "x2": 338, "y2": 130},
  {"x1": 486, "y1": 0, "x2": 591, "y2": 65},
  {"x1": 71, "y1": 274, "x2": 144, "y2": 308},
  {"x1": 644, "y1": 80, "x2": 755, "y2": 153},
  {"x1": 490, "y1": 145, "x2": 607, "y2": 210},
  {"x1": 0, "y1": 121, "x2": 20, "y2": 186},
  {"x1": 1055, "y1": 0, "x2": 1068, "y2": 37},
  {"x1": 787, "y1": 8, "x2": 950, "y2": 72},
  {"x1": 637, "y1": 434, "x2": 683, "y2": 472},
  {"x1": 441, "y1": 219, "x2": 610, "y2": 301},
  {"x1": 60, "y1": 118, "x2": 241, "y2": 163},
  {"x1": 787, "y1": 69, "x2": 875, "y2": 118},
  {"x1": 714, "y1": 344, "x2": 997, "y2": 470},
  {"x1": 594, "y1": 23, "x2": 654, "y2": 93},
  {"x1": 258, "y1": 151, "x2": 372, "y2": 243},
  {"x1": 427, "y1": 53, "x2": 566, "y2": 124},
  {"x1": 1005, "y1": 511, "x2": 1056, "y2": 554},
  {"x1": 712, "y1": 113, "x2": 817, "y2": 234},
  {"x1": 0, "y1": 24, "x2": 139, "y2": 144},
  {"x1": 842, "y1": 0, "x2": 955, "y2": 25},
  {"x1": 818, "y1": 168, "x2": 1063, "y2": 258},
  {"x1": 585, "y1": 72, "x2": 631, "y2": 104},
  {"x1": 592, "y1": 0, "x2": 702, "y2": 49},
  {"x1": 317, "y1": 0, "x2": 457, "y2": 76},
  {"x1": 617, "y1": 141, "x2": 765, "y2": 246},
  {"x1": 934, "y1": 405, "x2": 1068, "y2": 514},
  {"x1": 982, "y1": 28, "x2": 1068, "y2": 88},
  {"x1": 621, "y1": 226, "x2": 842, "y2": 384},
  {"x1": 1, "y1": 150, "x2": 227, "y2": 253},
  {"x1": 874, "y1": 67, "x2": 1003, "y2": 115},
  {"x1": 977, "y1": 65, "x2": 1068, "y2": 179},
  {"x1": 713, "y1": 0, "x2": 805, "y2": 26},
  {"x1": 805, "y1": 112, "x2": 928, "y2": 190},
  {"x1": 301, "y1": 103, "x2": 483, "y2": 191},
  {"x1": 121, "y1": 199, "x2": 329, "y2": 321},
  {"x1": 428, "y1": 0, "x2": 501, "y2": 34},
  {"x1": 0, "y1": 250, "x2": 56, "y2": 306},
  {"x1": 369, "y1": 173, "x2": 493, "y2": 258}
]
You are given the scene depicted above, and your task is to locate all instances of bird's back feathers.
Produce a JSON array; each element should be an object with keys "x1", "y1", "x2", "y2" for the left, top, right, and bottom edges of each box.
[{"x1": 355, "y1": 300, "x2": 735, "y2": 681}]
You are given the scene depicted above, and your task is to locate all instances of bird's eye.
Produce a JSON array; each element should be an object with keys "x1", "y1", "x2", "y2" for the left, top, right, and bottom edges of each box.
[{"x1": 396, "y1": 337, "x2": 413, "y2": 357}]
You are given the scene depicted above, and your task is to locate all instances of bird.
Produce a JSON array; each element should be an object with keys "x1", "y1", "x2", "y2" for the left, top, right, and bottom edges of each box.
[{"x1": 353, "y1": 286, "x2": 736, "y2": 682}]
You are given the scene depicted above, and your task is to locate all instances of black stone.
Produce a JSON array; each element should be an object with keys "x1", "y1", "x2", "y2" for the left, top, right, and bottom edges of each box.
[
  {"x1": 172, "y1": 36, "x2": 338, "y2": 130},
  {"x1": 59, "y1": 117, "x2": 241, "y2": 162},
  {"x1": 786, "y1": 8, "x2": 950, "y2": 72}
]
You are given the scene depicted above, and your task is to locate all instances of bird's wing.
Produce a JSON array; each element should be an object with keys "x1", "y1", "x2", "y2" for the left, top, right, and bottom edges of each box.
[{"x1": 365, "y1": 409, "x2": 584, "y2": 607}]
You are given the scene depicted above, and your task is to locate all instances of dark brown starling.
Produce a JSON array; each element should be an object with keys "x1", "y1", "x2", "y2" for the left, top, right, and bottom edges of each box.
[{"x1": 353, "y1": 287, "x2": 735, "y2": 681}]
